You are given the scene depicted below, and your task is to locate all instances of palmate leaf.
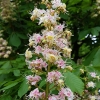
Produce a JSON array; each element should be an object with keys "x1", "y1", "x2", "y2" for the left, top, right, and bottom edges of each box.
[
  {"x1": 78, "y1": 29, "x2": 90, "y2": 40},
  {"x1": 92, "y1": 48, "x2": 100, "y2": 66},
  {"x1": 13, "y1": 70, "x2": 20, "y2": 76},
  {"x1": 0, "y1": 61, "x2": 12, "y2": 74},
  {"x1": 62, "y1": 0, "x2": 67, "y2": 3},
  {"x1": 64, "y1": 71, "x2": 84, "y2": 95},
  {"x1": 18, "y1": 79, "x2": 29, "y2": 98},
  {"x1": 39, "y1": 78, "x2": 46, "y2": 88},
  {"x1": 9, "y1": 33, "x2": 21, "y2": 47},
  {"x1": 83, "y1": 47, "x2": 99, "y2": 66},
  {"x1": 91, "y1": 27, "x2": 100, "y2": 36},
  {"x1": 0, "y1": 81, "x2": 19, "y2": 91},
  {"x1": 0, "y1": 95, "x2": 12, "y2": 100},
  {"x1": 68, "y1": 0, "x2": 81, "y2": 6}
]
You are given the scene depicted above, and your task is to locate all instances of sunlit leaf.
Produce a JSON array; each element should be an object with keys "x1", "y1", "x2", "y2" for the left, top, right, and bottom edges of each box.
[{"x1": 64, "y1": 71, "x2": 84, "y2": 94}]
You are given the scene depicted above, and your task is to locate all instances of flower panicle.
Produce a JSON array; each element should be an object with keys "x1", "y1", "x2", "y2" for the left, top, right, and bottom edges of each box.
[{"x1": 25, "y1": 0, "x2": 74, "y2": 100}]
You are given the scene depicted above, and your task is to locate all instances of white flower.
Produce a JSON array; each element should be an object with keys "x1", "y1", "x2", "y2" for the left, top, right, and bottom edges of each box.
[
  {"x1": 51, "y1": 0, "x2": 66, "y2": 11},
  {"x1": 39, "y1": 14, "x2": 56, "y2": 25},
  {"x1": 90, "y1": 72, "x2": 96, "y2": 78},
  {"x1": 31, "y1": 8, "x2": 45, "y2": 18},
  {"x1": 51, "y1": 0, "x2": 62, "y2": 9},
  {"x1": 54, "y1": 24, "x2": 64, "y2": 32},
  {"x1": 96, "y1": 0, "x2": 100, "y2": 3},
  {"x1": 38, "y1": 9, "x2": 59, "y2": 25},
  {"x1": 87, "y1": 81, "x2": 95, "y2": 88},
  {"x1": 90, "y1": 96, "x2": 96, "y2": 100}
]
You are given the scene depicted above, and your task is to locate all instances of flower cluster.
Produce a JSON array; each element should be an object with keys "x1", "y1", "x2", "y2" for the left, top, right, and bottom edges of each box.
[
  {"x1": 49, "y1": 88, "x2": 74, "y2": 100},
  {"x1": 29, "y1": 88, "x2": 45, "y2": 100},
  {"x1": 91, "y1": 0, "x2": 100, "y2": 18},
  {"x1": 0, "y1": 33, "x2": 12, "y2": 58},
  {"x1": 74, "y1": 69, "x2": 100, "y2": 99},
  {"x1": 29, "y1": 58, "x2": 47, "y2": 70},
  {"x1": 47, "y1": 71, "x2": 62, "y2": 83},
  {"x1": 87, "y1": 72, "x2": 99, "y2": 89},
  {"x1": 0, "y1": 0, "x2": 16, "y2": 22},
  {"x1": 26, "y1": 75, "x2": 41, "y2": 85},
  {"x1": 25, "y1": 0, "x2": 74, "y2": 100}
]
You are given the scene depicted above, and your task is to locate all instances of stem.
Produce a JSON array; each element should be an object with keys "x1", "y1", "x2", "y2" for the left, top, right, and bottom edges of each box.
[
  {"x1": 35, "y1": 85, "x2": 45, "y2": 92},
  {"x1": 46, "y1": 63, "x2": 50, "y2": 100},
  {"x1": 46, "y1": 82, "x2": 49, "y2": 100}
]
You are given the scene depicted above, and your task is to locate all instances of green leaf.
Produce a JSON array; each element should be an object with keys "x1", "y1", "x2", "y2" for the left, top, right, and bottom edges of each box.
[
  {"x1": 68, "y1": 0, "x2": 82, "y2": 6},
  {"x1": 0, "y1": 61, "x2": 12, "y2": 74},
  {"x1": 78, "y1": 29, "x2": 90, "y2": 40},
  {"x1": 39, "y1": 79, "x2": 46, "y2": 88},
  {"x1": 18, "y1": 79, "x2": 29, "y2": 98},
  {"x1": 85, "y1": 66, "x2": 95, "y2": 72},
  {"x1": 62, "y1": 0, "x2": 67, "y2": 3},
  {"x1": 9, "y1": 33, "x2": 21, "y2": 47},
  {"x1": 0, "y1": 69, "x2": 12, "y2": 74},
  {"x1": 0, "y1": 95, "x2": 12, "y2": 100},
  {"x1": 1, "y1": 61, "x2": 12, "y2": 69},
  {"x1": 92, "y1": 48, "x2": 100, "y2": 66},
  {"x1": 4, "y1": 77, "x2": 22, "y2": 87},
  {"x1": 94, "y1": 27, "x2": 100, "y2": 31},
  {"x1": 64, "y1": 71, "x2": 84, "y2": 94},
  {"x1": 0, "y1": 61, "x2": 5, "y2": 66},
  {"x1": 91, "y1": 27, "x2": 99, "y2": 36},
  {"x1": 17, "y1": 33, "x2": 28, "y2": 39},
  {"x1": 81, "y1": 0, "x2": 91, "y2": 12},
  {"x1": 83, "y1": 47, "x2": 99, "y2": 65},
  {"x1": 50, "y1": 83, "x2": 56, "y2": 94},
  {"x1": 13, "y1": 70, "x2": 20, "y2": 76},
  {"x1": 39, "y1": 4, "x2": 46, "y2": 9},
  {"x1": 92, "y1": 66, "x2": 100, "y2": 72},
  {"x1": 60, "y1": 13, "x2": 68, "y2": 20},
  {"x1": 96, "y1": 81, "x2": 100, "y2": 88},
  {"x1": 0, "y1": 81, "x2": 19, "y2": 90}
]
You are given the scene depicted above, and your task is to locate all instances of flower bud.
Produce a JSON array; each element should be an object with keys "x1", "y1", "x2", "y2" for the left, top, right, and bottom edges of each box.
[
  {"x1": 0, "y1": 47, "x2": 5, "y2": 50},
  {"x1": 3, "y1": 54, "x2": 9, "y2": 58},
  {"x1": 6, "y1": 51, "x2": 11, "y2": 54},
  {"x1": 46, "y1": 54, "x2": 58, "y2": 63},
  {"x1": 80, "y1": 69, "x2": 84, "y2": 74},
  {"x1": 96, "y1": 76, "x2": 100, "y2": 80},
  {"x1": 29, "y1": 40, "x2": 34, "y2": 47},
  {"x1": 30, "y1": 15, "x2": 36, "y2": 21},
  {"x1": 0, "y1": 38, "x2": 3, "y2": 42},
  {"x1": 62, "y1": 3, "x2": 66, "y2": 9},
  {"x1": 7, "y1": 46, "x2": 12, "y2": 50},
  {"x1": 57, "y1": 79, "x2": 64, "y2": 86},
  {"x1": 0, "y1": 53, "x2": 3, "y2": 57},
  {"x1": 25, "y1": 48, "x2": 32, "y2": 59},
  {"x1": 2, "y1": 40, "x2": 8, "y2": 46},
  {"x1": 90, "y1": 96, "x2": 96, "y2": 100},
  {"x1": 63, "y1": 47, "x2": 72, "y2": 58},
  {"x1": 66, "y1": 66, "x2": 73, "y2": 71},
  {"x1": 46, "y1": 35, "x2": 54, "y2": 43}
]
